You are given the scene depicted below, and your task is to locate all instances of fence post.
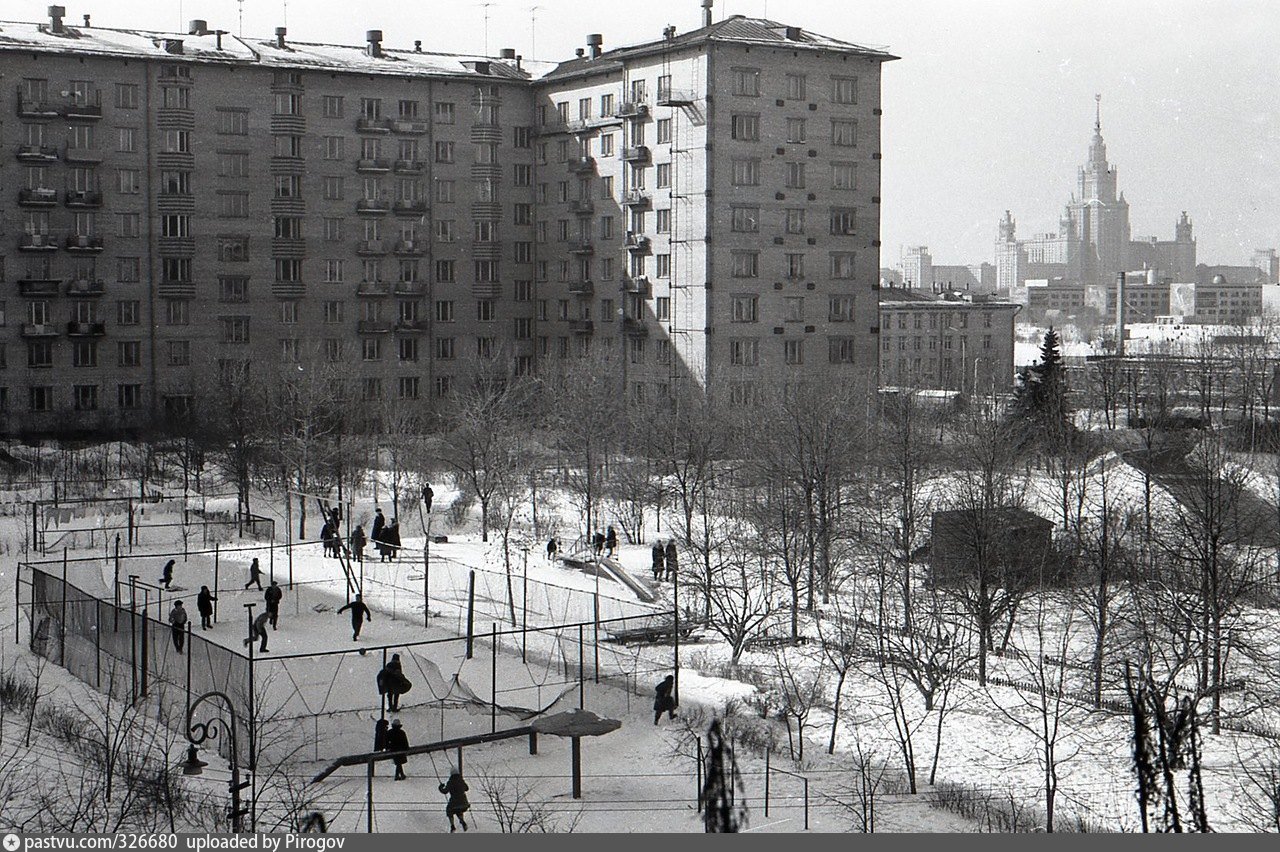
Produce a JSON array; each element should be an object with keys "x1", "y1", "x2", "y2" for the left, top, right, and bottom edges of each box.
[
  {"x1": 578, "y1": 624, "x2": 585, "y2": 709},
  {"x1": 113, "y1": 535, "x2": 121, "y2": 631},
  {"x1": 139, "y1": 587, "x2": 149, "y2": 698},
  {"x1": 213, "y1": 544, "x2": 220, "y2": 624},
  {"x1": 491, "y1": 622, "x2": 498, "y2": 734},
  {"x1": 593, "y1": 593, "x2": 600, "y2": 684},
  {"x1": 366, "y1": 759, "x2": 374, "y2": 834},
  {"x1": 185, "y1": 620, "x2": 192, "y2": 720},
  {"x1": 59, "y1": 548, "x2": 68, "y2": 664},
  {"x1": 696, "y1": 736, "x2": 704, "y2": 813},
  {"x1": 764, "y1": 749, "x2": 770, "y2": 817},
  {"x1": 521, "y1": 558, "x2": 528, "y2": 663},
  {"x1": 465, "y1": 571, "x2": 475, "y2": 659},
  {"x1": 803, "y1": 776, "x2": 809, "y2": 831},
  {"x1": 286, "y1": 498, "x2": 294, "y2": 590},
  {"x1": 128, "y1": 575, "x2": 138, "y2": 703}
]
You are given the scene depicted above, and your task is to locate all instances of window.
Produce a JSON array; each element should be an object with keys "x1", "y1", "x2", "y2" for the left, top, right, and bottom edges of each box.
[
  {"x1": 831, "y1": 76, "x2": 858, "y2": 104},
  {"x1": 732, "y1": 68, "x2": 760, "y2": 97},
  {"x1": 220, "y1": 192, "x2": 249, "y2": 217},
  {"x1": 218, "y1": 238, "x2": 250, "y2": 262},
  {"x1": 275, "y1": 217, "x2": 303, "y2": 239},
  {"x1": 220, "y1": 316, "x2": 250, "y2": 343},
  {"x1": 731, "y1": 294, "x2": 759, "y2": 322},
  {"x1": 731, "y1": 159, "x2": 759, "y2": 186},
  {"x1": 219, "y1": 276, "x2": 249, "y2": 301},
  {"x1": 786, "y1": 118, "x2": 806, "y2": 143},
  {"x1": 786, "y1": 162, "x2": 806, "y2": 188},
  {"x1": 785, "y1": 296, "x2": 805, "y2": 322},
  {"x1": 322, "y1": 95, "x2": 344, "y2": 118},
  {"x1": 786, "y1": 74, "x2": 807, "y2": 100},
  {"x1": 162, "y1": 259, "x2": 192, "y2": 284},
  {"x1": 160, "y1": 171, "x2": 191, "y2": 195},
  {"x1": 513, "y1": 126, "x2": 532, "y2": 149},
  {"x1": 477, "y1": 299, "x2": 496, "y2": 322},
  {"x1": 167, "y1": 340, "x2": 191, "y2": 366},
  {"x1": 116, "y1": 169, "x2": 140, "y2": 194},
  {"x1": 115, "y1": 83, "x2": 140, "y2": 109},
  {"x1": 398, "y1": 338, "x2": 419, "y2": 364},
  {"x1": 27, "y1": 340, "x2": 53, "y2": 368},
  {"x1": 513, "y1": 164, "x2": 533, "y2": 187},
  {"x1": 786, "y1": 254, "x2": 805, "y2": 280},
  {"x1": 655, "y1": 299, "x2": 671, "y2": 323},
  {"x1": 655, "y1": 163, "x2": 671, "y2": 189},
  {"x1": 362, "y1": 338, "x2": 382, "y2": 362},
  {"x1": 434, "y1": 141, "x2": 454, "y2": 163},
  {"x1": 218, "y1": 151, "x2": 248, "y2": 177},
  {"x1": 831, "y1": 253, "x2": 857, "y2": 279},
  {"x1": 324, "y1": 218, "x2": 344, "y2": 241},
  {"x1": 830, "y1": 208, "x2": 857, "y2": 235},
  {"x1": 730, "y1": 339, "x2": 759, "y2": 366},
  {"x1": 275, "y1": 259, "x2": 303, "y2": 282},
  {"x1": 280, "y1": 338, "x2": 300, "y2": 363},
  {"x1": 785, "y1": 208, "x2": 806, "y2": 234},
  {"x1": 435, "y1": 337, "x2": 456, "y2": 360},
  {"x1": 731, "y1": 207, "x2": 759, "y2": 233},
  {"x1": 118, "y1": 213, "x2": 141, "y2": 238},
  {"x1": 362, "y1": 378, "x2": 383, "y2": 401},
  {"x1": 217, "y1": 109, "x2": 248, "y2": 135},
  {"x1": 360, "y1": 98, "x2": 382, "y2": 119},
  {"x1": 434, "y1": 102, "x2": 455, "y2": 123},
  {"x1": 435, "y1": 300, "x2": 455, "y2": 323},
  {"x1": 829, "y1": 295, "x2": 856, "y2": 321},
  {"x1": 29, "y1": 387, "x2": 54, "y2": 412},
  {"x1": 118, "y1": 258, "x2": 141, "y2": 282},
  {"x1": 656, "y1": 118, "x2": 672, "y2": 144},
  {"x1": 324, "y1": 339, "x2": 345, "y2": 362},
  {"x1": 731, "y1": 114, "x2": 759, "y2": 141},
  {"x1": 829, "y1": 337, "x2": 856, "y2": 364},
  {"x1": 161, "y1": 86, "x2": 190, "y2": 109},
  {"x1": 435, "y1": 181, "x2": 455, "y2": 203},
  {"x1": 784, "y1": 339, "x2": 804, "y2": 365},
  {"x1": 600, "y1": 93, "x2": 614, "y2": 116},
  {"x1": 475, "y1": 260, "x2": 499, "y2": 284},
  {"x1": 832, "y1": 162, "x2": 857, "y2": 190},
  {"x1": 319, "y1": 136, "x2": 343, "y2": 161},
  {"x1": 118, "y1": 384, "x2": 142, "y2": 410},
  {"x1": 117, "y1": 127, "x2": 137, "y2": 152},
  {"x1": 831, "y1": 119, "x2": 858, "y2": 147},
  {"x1": 323, "y1": 177, "x2": 344, "y2": 200},
  {"x1": 275, "y1": 134, "x2": 303, "y2": 157},
  {"x1": 398, "y1": 99, "x2": 419, "y2": 119},
  {"x1": 274, "y1": 175, "x2": 302, "y2": 198}
]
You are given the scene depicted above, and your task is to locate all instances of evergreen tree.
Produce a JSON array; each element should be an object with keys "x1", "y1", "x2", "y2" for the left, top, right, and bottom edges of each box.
[{"x1": 1012, "y1": 327, "x2": 1072, "y2": 445}]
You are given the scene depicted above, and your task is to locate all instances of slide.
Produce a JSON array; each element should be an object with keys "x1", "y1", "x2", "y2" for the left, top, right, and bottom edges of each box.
[{"x1": 594, "y1": 556, "x2": 658, "y2": 604}]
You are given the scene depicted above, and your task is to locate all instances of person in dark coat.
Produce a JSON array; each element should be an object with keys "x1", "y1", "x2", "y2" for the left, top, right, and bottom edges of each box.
[
  {"x1": 439, "y1": 771, "x2": 470, "y2": 832},
  {"x1": 385, "y1": 719, "x2": 409, "y2": 780},
  {"x1": 546, "y1": 537, "x2": 558, "y2": 562},
  {"x1": 244, "y1": 557, "x2": 263, "y2": 590},
  {"x1": 372, "y1": 718, "x2": 390, "y2": 778},
  {"x1": 384, "y1": 519, "x2": 401, "y2": 560},
  {"x1": 605, "y1": 526, "x2": 618, "y2": 558},
  {"x1": 350, "y1": 524, "x2": 367, "y2": 563},
  {"x1": 370, "y1": 509, "x2": 386, "y2": 544},
  {"x1": 337, "y1": 594, "x2": 373, "y2": 640},
  {"x1": 664, "y1": 541, "x2": 678, "y2": 582},
  {"x1": 651, "y1": 542, "x2": 665, "y2": 581},
  {"x1": 377, "y1": 653, "x2": 411, "y2": 712},
  {"x1": 264, "y1": 580, "x2": 283, "y2": 630},
  {"x1": 592, "y1": 531, "x2": 605, "y2": 558},
  {"x1": 422, "y1": 484, "x2": 434, "y2": 514},
  {"x1": 196, "y1": 585, "x2": 216, "y2": 630},
  {"x1": 168, "y1": 601, "x2": 188, "y2": 653},
  {"x1": 320, "y1": 521, "x2": 333, "y2": 557},
  {"x1": 653, "y1": 674, "x2": 677, "y2": 724},
  {"x1": 159, "y1": 559, "x2": 176, "y2": 590},
  {"x1": 244, "y1": 610, "x2": 270, "y2": 653}
]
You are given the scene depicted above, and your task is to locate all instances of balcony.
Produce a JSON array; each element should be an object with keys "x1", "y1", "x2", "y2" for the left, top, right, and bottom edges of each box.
[
  {"x1": 16, "y1": 89, "x2": 59, "y2": 118},
  {"x1": 17, "y1": 188, "x2": 59, "y2": 207},
  {"x1": 622, "y1": 189, "x2": 651, "y2": 207},
  {"x1": 21, "y1": 323, "x2": 60, "y2": 338},
  {"x1": 356, "y1": 117, "x2": 393, "y2": 133},
  {"x1": 624, "y1": 233, "x2": 652, "y2": 253},
  {"x1": 356, "y1": 240, "x2": 388, "y2": 256},
  {"x1": 615, "y1": 101, "x2": 649, "y2": 118},
  {"x1": 394, "y1": 240, "x2": 425, "y2": 256},
  {"x1": 393, "y1": 281, "x2": 426, "y2": 296},
  {"x1": 16, "y1": 144, "x2": 58, "y2": 162},
  {"x1": 568, "y1": 280, "x2": 594, "y2": 297},
  {"x1": 391, "y1": 118, "x2": 430, "y2": 135},
  {"x1": 64, "y1": 146, "x2": 103, "y2": 164},
  {"x1": 393, "y1": 159, "x2": 425, "y2": 174},
  {"x1": 66, "y1": 278, "x2": 106, "y2": 297},
  {"x1": 65, "y1": 190, "x2": 104, "y2": 209},
  {"x1": 622, "y1": 275, "x2": 650, "y2": 295},
  {"x1": 569, "y1": 198, "x2": 594, "y2": 215},
  {"x1": 356, "y1": 281, "x2": 391, "y2": 296},
  {"x1": 63, "y1": 91, "x2": 103, "y2": 120},
  {"x1": 357, "y1": 319, "x2": 393, "y2": 334},
  {"x1": 567, "y1": 156, "x2": 596, "y2": 174},
  {"x1": 656, "y1": 88, "x2": 696, "y2": 107},
  {"x1": 621, "y1": 145, "x2": 651, "y2": 163},
  {"x1": 356, "y1": 157, "x2": 392, "y2": 173},
  {"x1": 393, "y1": 199, "x2": 428, "y2": 216},
  {"x1": 395, "y1": 318, "x2": 430, "y2": 332},
  {"x1": 569, "y1": 319, "x2": 595, "y2": 334},
  {"x1": 356, "y1": 198, "x2": 390, "y2": 215},
  {"x1": 19, "y1": 234, "x2": 58, "y2": 252},
  {"x1": 66, "y1": 235, "x2": 105, "y2": 253},
  {"x1": 623, "y1": 317, "x2": 649, "y2": 335},
  {"x1": 569, "y1": 241, "x2": 595, "y2": 256},
  {"x1": 67, "y1": 321, "x2": 106, "y2": 337},
  {"x1": 18, "y1": 278, "x2": 62, "y2": 297}
]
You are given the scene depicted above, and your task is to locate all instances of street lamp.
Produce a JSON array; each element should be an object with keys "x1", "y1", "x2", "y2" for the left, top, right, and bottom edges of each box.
[{"x1": 183, "y1": 691, "x2": 251, "y2": 833}]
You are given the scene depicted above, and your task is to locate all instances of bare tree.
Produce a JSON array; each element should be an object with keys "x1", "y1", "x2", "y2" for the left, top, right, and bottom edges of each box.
[{"x1": 767, "y1": 647, "x2": 827, "y2": 763}]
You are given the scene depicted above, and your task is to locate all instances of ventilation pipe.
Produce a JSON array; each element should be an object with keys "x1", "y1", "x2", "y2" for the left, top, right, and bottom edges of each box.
[
  {"x1": 415, "y1": 40, "x2": 423, "y2": 52},
  {"x1": 515, "y1": 54, "x2": 523, "y2": 71},
  {"x1": 663, "y1": 25, "x2": 677, "y2": 40},
  {"x1": 82, "y1": 13, "x2": 90, "y2": 27},
  {"x1": 701, "y1": 0, "x2": 713, "y2": 27},
  {"x1": 575, "y1": 47, "x2": 584, "y2": 58},
  {"x1": 500, "y1": 48, "x2": 516, "y2": 59},
  {"x1": 189, "y1": 20, "x2": 209, "y2": 36},
  {"x1": 275, "y1": 27, "x2": 287, "y2": 48},
  {"x1": 587, "y1": 34, "x2": 603, "y2": 58},
  {"x1": 215, "y1": 30, "x2": 226, "y2": 50},
  {"x1": 366, "y1": 30, "x2": 383, "y2": 58},
  {"x1": 48, "y1": 5, "x2": 66, "y2": 33}
]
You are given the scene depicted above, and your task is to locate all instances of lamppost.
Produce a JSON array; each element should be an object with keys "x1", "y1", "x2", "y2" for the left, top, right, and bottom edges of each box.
[{"x1": 182, "y1": 690, "x2": 251, "y2": 832}]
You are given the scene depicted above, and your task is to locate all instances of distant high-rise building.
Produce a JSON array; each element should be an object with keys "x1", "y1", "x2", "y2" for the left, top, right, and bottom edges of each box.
[
  {"x1": 901, "y1": 245, "x2": 933, "y2": 289},
  {"x1": 1251, "y1": 248, "x2": 1279, "y2": 284}
]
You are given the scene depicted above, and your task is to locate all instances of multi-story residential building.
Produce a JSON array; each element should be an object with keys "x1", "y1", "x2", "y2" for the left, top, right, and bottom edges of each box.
[
  {"x1": 878, "y1": 287, "x2": 1018, "y2": 394},
  {"x1": 0, "y1": 8, "x2": 894, "y2": 434}
]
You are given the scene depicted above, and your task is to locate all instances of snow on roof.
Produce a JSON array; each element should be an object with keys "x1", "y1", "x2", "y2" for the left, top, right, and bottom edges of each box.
[{"x1": 0, "y1": 20, "x2": 531, "y2": 81}]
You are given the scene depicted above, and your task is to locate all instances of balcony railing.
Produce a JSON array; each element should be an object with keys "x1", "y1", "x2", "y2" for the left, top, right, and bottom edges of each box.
[
  {"x1": 67, "y1": 321, "x2": 106, "y2": 337},
  {"x1": 391, "y1": 118, "x2": 430, "y2": 134},
  {"x1": 16, "y1": 89, "x2": 59, "y2": 118},
  {"x1": 569, "y1": 319, "x2": 594, "y2": 334},
  {"x1": 63, "y1": 91, "x2": 103, "y2": 119},
  {"x1": 19, "y1": 233, "x2": 58, "y2": 251},
  {"x1": 393, "y1": 159, "x2": 425, "y2": 174},
  {"x1": 615, "y1": 101, "x2": 649, "y2": 118},
  {"x1": 16, "y1": 144, "x2": 58, "y2": 162},
  {"x1": 65, "y1": 190, "x2": 104, "y2": 208},
  {"x1": 355, "y1": 117, "x2": 394, "y2": 133},
  {"x1": 569, "y1": 199, "x2": 594, "y2": 215},
  {"x1": 568, "y1": 280, "x2": 594, "y2": 297},
  {"x1": 356, "y1": 198, "x2": 390, "y2": 214},
  {"x1": 621, "y1": 145, "x2": 651, "y2": 163},
  {"x1": 624, "y1": 233, "x2": 652, "y2": 253},
  {"x1": 66, "y1": 278, "x2": 106, "y2": 296},
  {"x1": 569, "y1": 241, "x2": 595, "y2": 255},
  {"x1": 18, "y1": 188, "x2": 58, "y2": 206},
  {"x1": 622, "y1": 275, "x2": 650, "y2": 294},
  {"x1": 356, "y1": 240, "x2": 388, "y2": 256},
  {"x1": 66, "y1": 234, "x2": 105, "y2": 252},
  {"x1": 623, "y1": 317, "x2": 649, "y2": 335},
  {"x1": 357, "y1": 281, "x2": 392, "y2": 296},
  {"x1": 393, "y1": 199, "x2": 428, "y2": 215},
  {"x1": 567, "y1": 156, "x2": 596, "y2": 174},
  {"x1": 656, "y1": 88, "x2": 696, "y2": 106},
  {"x1": 393, "y1": 281, "x2": 427, "y2": 295},
  {"x1": 356, "y1": 157, "x2": 391, "y2": 172},
  {"x1": 394, "y1": 240, "x2": 425, "y2": 256},
  {"x1": 395, "y1": 318, "x2": 430, "y2": 332},
  {"x1": 63, "y1": 146, "x2": 103, "y2": 163},
  {"x1": 21, "y1": 323, "x2": 60, "y2": 337},
  {"x1": 357, "y1": 320, "x2": 393, "y2": 334},
  {"x1": 18, "y1": 278, "x2": 62, "y2": 297},
  {"x1": 622, "y1": 189, "x2": 651, "y2": 207}
]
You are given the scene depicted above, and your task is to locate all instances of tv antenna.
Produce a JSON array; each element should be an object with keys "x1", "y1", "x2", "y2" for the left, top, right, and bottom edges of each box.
[
  {"x1": 476, "y1": 2, "x2": 495, "y2": 56},
  {"x1": 529, "y1": 6, "x2": 542, "y2": 60}
]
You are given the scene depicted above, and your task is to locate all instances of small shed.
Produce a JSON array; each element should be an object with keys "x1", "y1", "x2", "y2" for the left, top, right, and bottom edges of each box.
[{"x1": 928, "y1": 506, "x2": 1055, "y2": 585}]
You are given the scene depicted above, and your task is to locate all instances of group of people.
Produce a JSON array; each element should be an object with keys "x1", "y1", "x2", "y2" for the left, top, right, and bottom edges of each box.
[
  {"x1": 344, "y1": 508, "x2": 403, "y2": 563},
  {"x1": 591, "y1": 526, "x2": 620, "y2": 559},
  {"x1": 162, "y1": 556, "x2": 284, "y2": 655},
  {"x1": 650, "y1": 540, "x2": 679, "y2": 582},
  {"x1": 372, "y1": 718, "x2": 470, "y2": 831}
]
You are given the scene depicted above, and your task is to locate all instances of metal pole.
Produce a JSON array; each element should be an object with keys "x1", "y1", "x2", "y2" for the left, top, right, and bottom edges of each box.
[
  {"x1": 129, "y1": 574, "x2": 138, "y2": 703},
  {"x1": 465, "y1": 571, "x2": 475, "y2": 659},
  {"x1": 286, "y1": 495, "x2": 294, "y2": 589},
  {"x1": 59, "y1": 548, "x2": 68, "y2": 664},
  {"x1": 366, "y1": 759, "x2": 374, "y2": 833},
  {"x1": 185, "y1": 620, "x2": 192, "y2": 718},
  {"x1": 491, "y1": 622, "x2": 498, "y2": 734},
  {"x1": 578, "y1": 624, "x2": 585, "y2": 709},
  {"x1": 521, "y1": 555, "x2": 528, "y2": 663},
  {"x1": 571, "y1": 736, "x2": 582, "y2": 799},
  {"x1": 673, "y1": 564, "x2": 680, "y2": 706},
  {"x1": 245, "y1": 603, "x2": 256, "y2": 774},
  {"x1": 764, "y1": 749, "x2": 770, "y2": 817},
  {"x1": 380, "y1": 648, "x2": 388, "y2": 721},
  {"x1": 423, "y1": 531, "x2": 430, "y2": 628},
  {"x1": 268, "y1": 534, "x2": 275, "y2": 585},
  {"x1": 140, "y1": 587, "x2": 149, "y2": 697},
  {"x1": 803, "y1": 776, "x2": 810, "y2": 830},
  {"x1": 593, "y1": 593, "x2": 600, "y2": 683},
  {"x1": 214, "y1": 544, "x2": 220, "y2": 623},
  {"x1": 696, "y1": 736, "x2": 704, "y2": 812},
  {"x1": 113, "y1": 535, "x2": 121, "y2": 631}
]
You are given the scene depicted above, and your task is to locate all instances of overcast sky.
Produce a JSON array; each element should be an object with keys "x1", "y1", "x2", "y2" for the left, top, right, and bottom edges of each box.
[{"x1": 8, "y1": 0, "x2": 1277, "y2": 268}]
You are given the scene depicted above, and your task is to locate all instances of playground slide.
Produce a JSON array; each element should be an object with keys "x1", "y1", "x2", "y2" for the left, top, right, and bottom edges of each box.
[{"x1": 593, "y1": 557, "x2": 658, "y2": 604}]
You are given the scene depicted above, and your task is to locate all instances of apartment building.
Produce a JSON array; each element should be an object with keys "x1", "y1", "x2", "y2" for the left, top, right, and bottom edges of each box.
[
  {"x1": 878, "y1": 288, "x2": 1019, "y2": 394},
  {"x1": 0, "y1": 7, "x2": 894, "y2": 434}
]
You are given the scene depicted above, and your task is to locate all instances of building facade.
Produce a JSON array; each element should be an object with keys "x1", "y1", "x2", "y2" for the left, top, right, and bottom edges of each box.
[
  {"x1": 877, "y1": 288, "x2": 1018, "y2": 394},
  {"x1": 0, "y1": 10, "x2": 894, "y2": 434}
]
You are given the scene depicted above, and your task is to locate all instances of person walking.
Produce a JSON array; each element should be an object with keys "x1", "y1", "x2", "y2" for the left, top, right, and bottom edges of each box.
[
  {"x1": 370, "y1": 508, "x2": 386, "y2": 544},
  {"x1": 651, "y1": 542, "x2": 665, "y2": 581},
  {"x1": 243, "y1": 610, "x2": 271, "y2": 653},
  {"x1": 372, "y1": 718, "x2": 390, "y2": 778},
  {"x1": 337, "y1": 594, "x2": 373, "y2": 640},
  {"x1": 158, "y1": 559, "x2": 176, "y2": 591},
  {"x1": 244, "y1": 557, "x2": 263, "y2": 591},
  {"x1": 350, "y1": 524, "x2": 367, "y2": 563},
  {"x1": 196, "y1": 585, "x2": 216, "y2": 630},
  {"x1": 168, "y1": 600, "x2": 188, "y2": 654},
  {"x1": 422, "y1": 484, "x2": 434, "y2": 514},
  {"x1": 605, "y1": 526, "x2": 618, "y2": 558},
  {"x1": 664, "y1": 541, "x2": 678, "y2": 582},
  {"x1": 439, "y1": 771, "x2": 470, "y2": 832},
  {"x1": 377, "y1": 653, "x2": 411, "y2": 712},
  {"x1": 592, "y1": 531, "x2": 605, "y2": 558},
  {"x1": 386, "y1": 719, "x2": 409, "y2": 781},
  {"x1": 546, "y1": 537, "x2": 558, "y2": 562},
  {"x1": 653, "y1": 674, "x2": 678, "y2": 724},
  {"x1": 264, "y1": 580, "x2": 283, "y2": 630},
  {"x1": 383, "y1": 518, "x2": 401, "y2": 561}
]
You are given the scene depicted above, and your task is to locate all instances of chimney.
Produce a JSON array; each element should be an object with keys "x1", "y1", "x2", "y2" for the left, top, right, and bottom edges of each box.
[
  {"x1": 587, "y1": 33, "x2": 603, "y2": 58},
  {"x1": 415, "y1": 40, "x2": 423, "y2": 52},
  {"x1": 663, "y1": 25, "x2": 677, "y2": 40},
  {"x1": 701, "y1": 0, "x2": 713, "y2": 28},
  {"x1": 275, "y1": 27, "x2": 287, "y2": 48},
  {"x1": 215, "y1": 30, "x2": 225, "y2": 50},
  {"x1": 82, "y1": 13, "x2": 90, "y2": 27},
  {"x1": 1115, "y1": 272, "x2": 1126, "y2": 358},
  {"x1": 575, "y1": 47, "x2": 584, "y2": 58},
  {"x1": 366, "y1": 30, "x2": 383, "y2": 58},
  {"x1": 189, "y1": 20, "x2": 209, "y2": 36},
  {"x1": 48, "y1": 5, "x2": 66, "y2": 33},
  {"x1": 784, "y1": 26, "x2": 802, "y2": 40},
  {"x1": 499, "y1": 47, "x2": 516, "y2": 59},
  {"x1": 163, "y1": 38, "x2": 185, "y2": 54}
]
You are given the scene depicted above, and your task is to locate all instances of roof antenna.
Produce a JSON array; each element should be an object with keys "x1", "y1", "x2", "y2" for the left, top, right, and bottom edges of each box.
[
  {"x1": 529, "y1": 5, "x2": 541, "y2": 60},
  {"x1": 238, "y1": 0, "x2": 245, "y2": 37},
  {"x1": 476, "y1": 2, "x2": 495, "y2": 56}
]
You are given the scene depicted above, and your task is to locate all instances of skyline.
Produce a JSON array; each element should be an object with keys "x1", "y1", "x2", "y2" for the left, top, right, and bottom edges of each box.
[{"x1": 5, "y1": 0, "x2": 1276, "y2": 268}]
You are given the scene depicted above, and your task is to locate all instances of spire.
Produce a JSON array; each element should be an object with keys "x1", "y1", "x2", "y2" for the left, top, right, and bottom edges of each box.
[
  {"x1": 1087, "y1": 93, "x2": 1108, "y2": 169},
  {"x1": 1094, "y1": 93, "x2": 1102, "y2": 134}
]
